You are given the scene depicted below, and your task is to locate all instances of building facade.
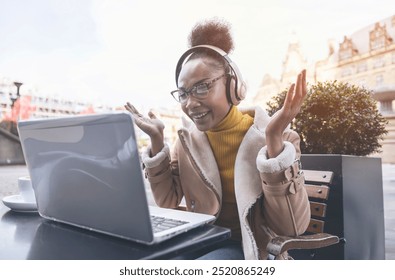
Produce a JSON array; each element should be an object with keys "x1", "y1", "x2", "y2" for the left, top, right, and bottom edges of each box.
[
  {"x1": 254, "y1": 14, "x2": 395, "y2": 163},
  {"x1": 253, "y1": 37, "x2": 315, "y2": 107},
  {"x1": 0, "y1": 76, "x2": 113, "y2": 122},
  {"x1": 315, "y1": 15, "x2": 395, "y2": 115}
]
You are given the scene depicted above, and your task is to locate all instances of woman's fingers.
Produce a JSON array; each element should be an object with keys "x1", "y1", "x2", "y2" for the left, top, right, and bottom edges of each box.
[
  {"x1": 124, "y1": 102, "x2": 146, "y2": 127},
  {"x1": 290, "y1": 69, "x2": 307, "y2": 109},
  {"x1": 266, "y1": 70, "x2": 307, "y2": 137},
  {"x1": 125, "y1": 103, "x2": 147, "y2": 121},
  {"x1": 280, "y1": 70, "x2": 307, "y2": 121},
  {"x1": 294, "y1": 70, "x2": 304, "y2": 101},
  {"x1": 124, "y1": 102, "x2": 165, "y2": 137},
  {"x1": 298, "y1": 69, "x2": 307, "y2": 106},
  {"x1": 125, "y1": 102, "x2": 140, "y2": 115},
  {"x1": 284, "y1": 83, "x2": 295, "y2": 110},
  {"x1": 148, "y1": 111, "x2": 157, "y2": 119}
]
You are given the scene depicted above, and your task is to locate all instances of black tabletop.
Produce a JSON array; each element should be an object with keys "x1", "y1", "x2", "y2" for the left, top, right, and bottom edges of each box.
[{"x1": 0, "y1": 204, "x2": 230, "y2": 260}]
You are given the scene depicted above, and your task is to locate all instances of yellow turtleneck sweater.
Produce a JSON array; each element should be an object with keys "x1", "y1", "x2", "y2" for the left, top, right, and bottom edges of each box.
[{"x1": 205, "y1": 105, "x2": 254, "y2": 241}]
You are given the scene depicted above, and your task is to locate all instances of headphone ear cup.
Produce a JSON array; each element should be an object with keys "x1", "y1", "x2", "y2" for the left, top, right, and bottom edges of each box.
[
  {"x1": 227, "y1": 74, "x2": 245, "y2": 106},
  {"x1": 225, "y1": 74, "x2": 234, "y2": 105},
  {"x1": 237, "y1": 80, "x2": 247, "y2": 101}
]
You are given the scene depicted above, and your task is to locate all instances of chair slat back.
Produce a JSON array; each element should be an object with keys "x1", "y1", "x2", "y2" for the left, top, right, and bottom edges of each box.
[{"x1": 303, "y1": 170, "x2": 334, "y2": 234}]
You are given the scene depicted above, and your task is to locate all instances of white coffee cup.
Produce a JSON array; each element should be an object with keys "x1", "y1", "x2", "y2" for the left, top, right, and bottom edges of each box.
[{"x1": 18, "y1": 176, "x2": 36, "y2": 203}]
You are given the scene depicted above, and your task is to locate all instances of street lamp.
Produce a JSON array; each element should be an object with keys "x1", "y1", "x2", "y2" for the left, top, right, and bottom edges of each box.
[
  {"x1": 10, "y1": 82, "x2": 23, "y2": 108},
  {"x1": 14, "y1": 82, "x2": 23, "y2": 95}
]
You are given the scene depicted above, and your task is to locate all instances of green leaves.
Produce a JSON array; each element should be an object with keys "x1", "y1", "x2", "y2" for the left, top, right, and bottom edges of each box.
[{"x1": 266, "y1": 80, "x2": 388, "y2": 156}]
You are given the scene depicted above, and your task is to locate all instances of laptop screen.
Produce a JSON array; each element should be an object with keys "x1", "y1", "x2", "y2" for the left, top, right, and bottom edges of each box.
[{"x1": 18, "y1": 113, "x2": 155, "y2": 243}]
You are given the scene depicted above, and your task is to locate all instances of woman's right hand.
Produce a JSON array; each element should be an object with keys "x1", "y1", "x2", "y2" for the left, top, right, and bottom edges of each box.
[{"x1": 124, "y1": 102, "x2": 165, "y2": 156}]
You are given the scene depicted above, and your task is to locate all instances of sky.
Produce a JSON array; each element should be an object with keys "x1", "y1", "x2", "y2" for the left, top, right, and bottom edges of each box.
[{"x1": 0, "y1": 0, "x2": 394, "y2": 111}]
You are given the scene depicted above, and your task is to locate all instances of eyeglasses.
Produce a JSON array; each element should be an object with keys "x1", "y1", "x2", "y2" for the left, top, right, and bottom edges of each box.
[{"x1": 170, "y1": 74, "x2": 226, "y2": 104}]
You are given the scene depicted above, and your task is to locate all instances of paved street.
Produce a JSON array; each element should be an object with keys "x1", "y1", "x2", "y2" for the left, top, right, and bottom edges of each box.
[{"x1": 1, "y1": 164, "x2": 395, "y2": 260}]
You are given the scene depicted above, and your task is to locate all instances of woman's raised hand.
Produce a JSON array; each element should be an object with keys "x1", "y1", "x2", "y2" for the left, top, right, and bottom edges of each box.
[
  {"x1": 124, "y1": 102, "x2": 165, "y2": 156},
  {"x1": 265, "y1": 69, "x2": 307, "y2": 158}
]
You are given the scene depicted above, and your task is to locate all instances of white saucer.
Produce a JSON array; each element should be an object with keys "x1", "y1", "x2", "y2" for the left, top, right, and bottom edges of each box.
[{"x1": 2, "y1": 195, "x2": 38, "y2": 212}]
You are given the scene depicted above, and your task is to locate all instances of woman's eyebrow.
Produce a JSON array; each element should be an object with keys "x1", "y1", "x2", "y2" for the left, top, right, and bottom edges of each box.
[{"x1": 179, "y1": 77, "x2": 210, "y2": 90}]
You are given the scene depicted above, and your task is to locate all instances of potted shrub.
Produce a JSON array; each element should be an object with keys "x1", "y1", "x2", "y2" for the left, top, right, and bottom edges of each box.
[{"x1": 267, "y1": 80, "x2": 388, "y2": 260}]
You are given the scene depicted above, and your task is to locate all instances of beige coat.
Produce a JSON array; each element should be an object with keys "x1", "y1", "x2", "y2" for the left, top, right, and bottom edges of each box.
[{"x1": 142, "y1": 106, "x2": 310, "y2": 260}]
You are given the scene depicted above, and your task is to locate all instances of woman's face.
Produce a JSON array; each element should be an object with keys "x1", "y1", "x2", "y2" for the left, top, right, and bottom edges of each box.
[{"x1": 177, "y1": 57, "x2": 231, "y2": 131}]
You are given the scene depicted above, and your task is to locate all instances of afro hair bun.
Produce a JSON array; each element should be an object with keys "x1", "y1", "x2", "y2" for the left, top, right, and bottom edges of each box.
[{"x1": 188, "y1": 17, "x2": 234, "y2": 54}]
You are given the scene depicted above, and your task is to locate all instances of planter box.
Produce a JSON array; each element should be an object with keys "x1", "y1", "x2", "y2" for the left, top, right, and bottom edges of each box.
[{"x1": 292, "y1": 154, "x2": 385, "y2": 259}]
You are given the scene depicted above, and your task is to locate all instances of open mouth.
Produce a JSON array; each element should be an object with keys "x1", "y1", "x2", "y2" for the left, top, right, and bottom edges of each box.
[{"x1": 190, "y1": 111, "x2": 209, "y2": 121}]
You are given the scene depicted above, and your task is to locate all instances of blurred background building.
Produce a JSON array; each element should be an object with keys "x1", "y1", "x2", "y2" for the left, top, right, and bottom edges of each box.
[
  {"x1": 254, "y1": 14, "x2": 395, "y2": 163},
  {"x1": 0, "y1": 76, "x2": 113, "y2": 121}
]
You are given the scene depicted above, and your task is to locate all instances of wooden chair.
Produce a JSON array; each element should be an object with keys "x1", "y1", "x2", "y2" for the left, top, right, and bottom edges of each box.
[{"x1": 266, "y1": 169, "x2": 340, "y2": 259}]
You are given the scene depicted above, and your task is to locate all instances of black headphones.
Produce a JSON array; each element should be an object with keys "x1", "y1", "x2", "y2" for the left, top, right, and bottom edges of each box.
[{"x1": 175, "y1": 44, "x2": 246, "y2": 105}]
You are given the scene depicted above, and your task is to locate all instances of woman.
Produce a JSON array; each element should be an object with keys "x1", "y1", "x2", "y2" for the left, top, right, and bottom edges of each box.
[{"x1": 125, "y1": 18, "x2": 310, "y2": 260}]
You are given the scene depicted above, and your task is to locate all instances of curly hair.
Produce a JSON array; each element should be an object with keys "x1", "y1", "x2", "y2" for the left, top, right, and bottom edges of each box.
[
  {"x1": 184, "y1": 17, "x2": 234, "y2": 73},
  {"x1": 188, "y1": 17, "x2": 234, "y2": 54}
]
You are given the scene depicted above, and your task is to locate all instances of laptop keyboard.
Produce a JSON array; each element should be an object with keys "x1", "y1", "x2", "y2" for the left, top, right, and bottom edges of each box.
[{"x1": 150, "y1": 215, "x2": 189, "y2": 233}]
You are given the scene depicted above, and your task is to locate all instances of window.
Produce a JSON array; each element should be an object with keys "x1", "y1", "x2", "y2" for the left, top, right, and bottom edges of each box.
[
  {"x1": 371, "y1": 36, "x2": 385, "y2": 50},
  {"x1": 339, "y1": 49, "x2": 352, "y2": 60},
  {"x1": 341, "y1": 67, "x2": 352, "y2": 77},
  {"x1": 373, "y1": 57, "x2": 385, "y2": 68},
  {"x1": 370, "y1": 22, "x2": 393, "y2": 51},
  {"x1": 376, "y1": 74, "x2": 384, "y2": 86},
  {"x1": 380, "y1": 100, "x2": 392, "y2": 113},
  {"x1": 339, "y1": 36, "x2": 358, "y2": 61},
  {"x1": 357, "y1": 63, "x2": 367, "y2": 73}
]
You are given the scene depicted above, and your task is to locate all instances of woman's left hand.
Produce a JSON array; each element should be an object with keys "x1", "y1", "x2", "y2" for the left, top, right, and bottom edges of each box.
[{"x1": 265, "y1": 69, "x2": 307, "y2": 158}]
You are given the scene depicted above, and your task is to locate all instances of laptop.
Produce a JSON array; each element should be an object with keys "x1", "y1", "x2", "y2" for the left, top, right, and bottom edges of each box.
[{"x1": 17, "y1": 112, "x2": 215, "y2": 245}]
